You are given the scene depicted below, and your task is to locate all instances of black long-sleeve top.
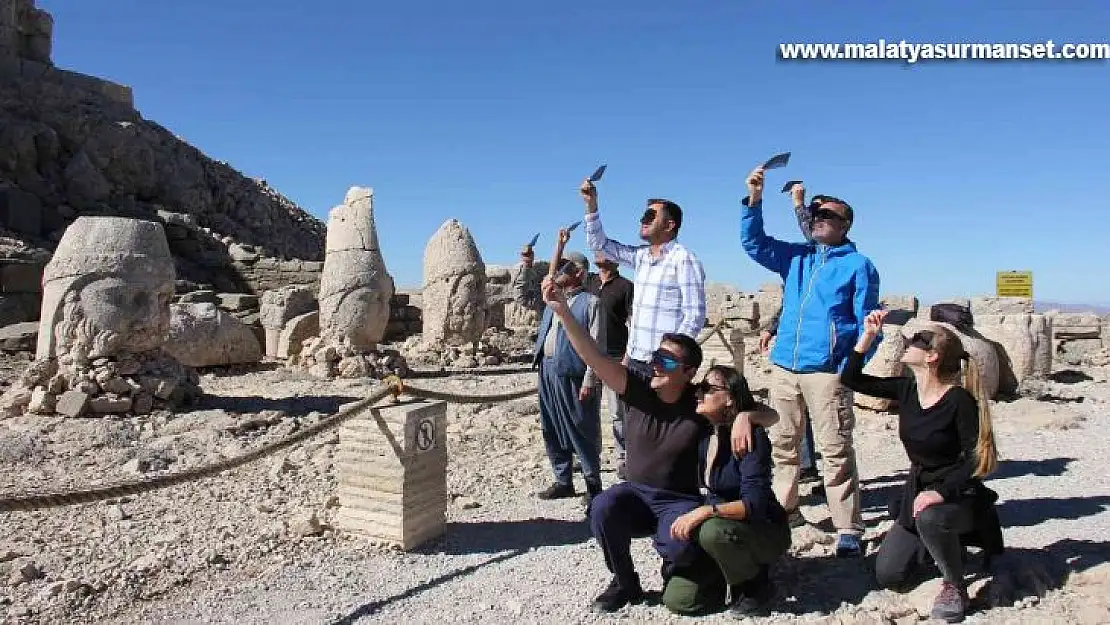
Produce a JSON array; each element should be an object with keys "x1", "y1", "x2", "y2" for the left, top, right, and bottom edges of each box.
[{"x1": 840, "y1": 350, "x2": 980, "y2": 503}]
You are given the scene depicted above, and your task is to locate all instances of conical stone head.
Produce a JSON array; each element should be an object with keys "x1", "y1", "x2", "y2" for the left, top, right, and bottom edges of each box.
[
  {"x1": 422, "y1": 219, "x2": 487, "y2": 346},
  {"x1": 318, "y1": 186, "x2": 394, "y2": 349}
]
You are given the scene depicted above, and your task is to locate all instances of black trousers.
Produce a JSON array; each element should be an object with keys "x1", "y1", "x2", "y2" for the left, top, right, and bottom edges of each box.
[{"x1": 875, "y1": 502, "x2": 974, "y2": 589}]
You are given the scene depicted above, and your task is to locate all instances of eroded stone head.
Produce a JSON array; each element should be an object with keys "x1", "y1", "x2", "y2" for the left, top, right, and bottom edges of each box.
[
  {"x1": 38, "y1": 216, "x2": 175, "y2": 362},
  {"x1": 317, "y1": 186, "x2": 394, "y2": 351},
  {"x1": 422, "y1": 219, "x2": 487, "y2": 346}
]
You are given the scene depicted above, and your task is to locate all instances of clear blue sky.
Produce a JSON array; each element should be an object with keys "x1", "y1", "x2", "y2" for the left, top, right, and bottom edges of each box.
[{"x1": 41, "y1": 0, "x2": 1110, "y2": 305}]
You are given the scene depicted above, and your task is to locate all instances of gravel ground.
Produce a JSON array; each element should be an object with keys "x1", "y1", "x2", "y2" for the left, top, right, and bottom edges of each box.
[{"x1": 1, "y1": 352, "x2": 1109, "y2": 625}]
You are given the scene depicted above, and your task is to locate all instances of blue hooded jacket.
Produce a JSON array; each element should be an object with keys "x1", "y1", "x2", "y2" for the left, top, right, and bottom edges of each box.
[{"x1": 741, "y1": 197, "x2": 881, "y2": 373}]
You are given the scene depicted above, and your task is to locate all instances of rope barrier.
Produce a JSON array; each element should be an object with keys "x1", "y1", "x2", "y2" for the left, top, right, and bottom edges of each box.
[{"x1": 0, "y1": 377, "x2": 539, "y2": 513}]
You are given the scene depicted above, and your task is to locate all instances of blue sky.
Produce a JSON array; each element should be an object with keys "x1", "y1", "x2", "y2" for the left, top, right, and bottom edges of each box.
[{"x1": 41, "y1": 0, "x2": 1110, "y2": 305}]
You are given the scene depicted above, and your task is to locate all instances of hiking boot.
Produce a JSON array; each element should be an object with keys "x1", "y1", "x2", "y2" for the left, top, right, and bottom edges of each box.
[
  {"x1": 787, "y1": 509, "x2": 807, "y2": 528},
  {"x1": 930, "y1": 581, "x2": 969, "y2": 623},
  {"x1": 536, "y1": 483, "x2": 576, "y2": 500},
  {"x1": 729, "y1": 571, "x2": 774, "y2": 618},
  {"x1": 592, "y1": 575, "x2": 644, "y2": 612},
  {"x1": 799, "y1": 467, "x2": 821, "y2": 484},
  {"x1": 835, "y1": 534, "x2": 863, "y2": 558}
]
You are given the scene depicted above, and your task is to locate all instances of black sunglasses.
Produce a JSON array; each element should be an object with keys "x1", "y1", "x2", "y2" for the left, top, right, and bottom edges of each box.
[
  {"x1": 640, "y1": 208, "x2": 656, "y2": 225},
  {"x1": 697, "y1": 379, "x2": 729, "y2": 394},
  {"x1": 812, "y1": 208, "x2": 847, "y2": 223},
  {"x1": 903, "y1": 330, "x2": 935, "y2": 351}
]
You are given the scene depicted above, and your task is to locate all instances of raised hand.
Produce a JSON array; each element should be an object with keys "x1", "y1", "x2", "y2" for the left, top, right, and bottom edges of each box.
[
  {"x1": 863, "y1": 309, "x2": 888, "y2": 336},
  {"x1": 746, "y1": 166, "x2": 765, "y2": 203}
]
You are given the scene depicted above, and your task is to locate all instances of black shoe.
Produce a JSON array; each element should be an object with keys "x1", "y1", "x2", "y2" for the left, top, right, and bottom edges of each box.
[
  {"x1": 582, "y1": 479, "x2": 603, "y2": 504},
  {"x1": 799, "y1": 467, "x2": 821, "y2": 484},
  {"x1": 592, "y1": 575, "x2": 644, "y2": 612},
  {"x1": 729, "y1": 569, "x2": 773, "y2": 618},
  {"x1": 536, "y1": 483, "x2": 576, "y2": 500},
  {"x1": 616, "y1": 462, "x2": 627, "y2": 481}
]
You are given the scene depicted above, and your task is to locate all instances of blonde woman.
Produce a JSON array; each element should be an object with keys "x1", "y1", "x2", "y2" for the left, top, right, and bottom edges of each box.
[{"x1": 841, "y1": 310, "x2": 1002, "y2": 624}]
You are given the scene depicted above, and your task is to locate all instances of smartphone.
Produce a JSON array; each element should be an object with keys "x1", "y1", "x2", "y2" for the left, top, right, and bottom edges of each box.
[{"x1": 589, "y1": 165, "x2": 607, "y2": 182}]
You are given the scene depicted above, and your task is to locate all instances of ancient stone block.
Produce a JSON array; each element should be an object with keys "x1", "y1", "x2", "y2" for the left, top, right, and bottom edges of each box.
[
  {"x1": 216, "y1": 292, "x2": 258, "y2": 312},
  {"x1": 970, "y1": 296, "x2": 1033, "y2": 316},
  {"x1": 880, "y1": 294, "x2": 919, "y2": 315},
  {"x1": 335, "y1": 399, "x2": 448, "y2": 551},
  {"x1": 975, "y1": 314, "x2": 1052, "y2": 394},
  {"x1": 164, "y1": 302, "x2": 262, "y2": 367},
  {"x1": 1051, "y1": 313, "x2": 1101, "y2": 339},
  {"x1": 421, "y1": 219, "x2": 487, "y2": 347},
  {"x1": 277, "y1": 310, "x2": 318, "y2": 361},
  {"x1": 695, "y1": 325, "x2": 744, "y2": 379},
  {"x1": 260, "y1": 285, "x2": 316, "y2": 359}
]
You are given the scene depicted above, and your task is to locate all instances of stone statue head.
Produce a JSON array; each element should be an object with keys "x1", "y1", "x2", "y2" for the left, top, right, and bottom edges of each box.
[{"x1": 37, "y1": 217, "x2": 176, "y2": 362}]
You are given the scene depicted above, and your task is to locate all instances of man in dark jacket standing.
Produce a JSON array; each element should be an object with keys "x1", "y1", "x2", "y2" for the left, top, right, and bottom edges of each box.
[
  {"x1": 739, "y1": 164, "x2": 882, "y2": 558},
  {"x1": 594, "y1": 252, "x2": 634, "y2": 478}
]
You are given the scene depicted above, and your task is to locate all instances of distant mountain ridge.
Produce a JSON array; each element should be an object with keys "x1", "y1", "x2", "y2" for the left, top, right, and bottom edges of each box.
[{"x1": 1034, "y1": 301, "x2": 1110, "y2": 315}]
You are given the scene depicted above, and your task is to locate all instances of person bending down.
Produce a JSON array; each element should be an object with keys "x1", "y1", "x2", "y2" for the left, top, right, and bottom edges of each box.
[
  {"x1": 539, "y1": 275, "x2": 776, "y2": 613},
  {"x1": 840, "y1": 310, "x2": 1004, "y2": 624},
  {"x1": 660, "y1": 365, "x2": 791, "y2": 618}
]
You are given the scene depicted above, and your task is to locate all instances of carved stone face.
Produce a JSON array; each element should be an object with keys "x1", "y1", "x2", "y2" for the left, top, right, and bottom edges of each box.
[{"x1": 78, "y1": 276, "x2": 174, "y2": 354}]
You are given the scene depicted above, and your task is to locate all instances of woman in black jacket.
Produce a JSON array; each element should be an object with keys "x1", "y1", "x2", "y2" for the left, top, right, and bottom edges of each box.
[{"x1": 840, "y1": 310, "x2": 1000, "y2": 624}]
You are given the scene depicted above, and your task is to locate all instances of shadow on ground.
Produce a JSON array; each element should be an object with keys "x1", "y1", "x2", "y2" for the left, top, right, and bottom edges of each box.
[
  {"x1": 192, "y1": 394, "x2": 361, "y2": 416},
  {"x1": 328, "y1": 518, "x2": 591, "y2": 624},
  {"x1": 771, "y1": 538, "x2": 1110, "y2": 617}
]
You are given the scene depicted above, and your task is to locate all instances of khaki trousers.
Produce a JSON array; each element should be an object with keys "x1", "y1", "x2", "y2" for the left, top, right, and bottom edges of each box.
[{"x1": 767, "y1": 365, "x2": 863, "y2": 535}]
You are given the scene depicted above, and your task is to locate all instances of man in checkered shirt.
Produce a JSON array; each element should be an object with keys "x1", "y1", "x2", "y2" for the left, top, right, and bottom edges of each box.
[{"x1": 580, "y1": 177, "x2": 707, "y2": 379}]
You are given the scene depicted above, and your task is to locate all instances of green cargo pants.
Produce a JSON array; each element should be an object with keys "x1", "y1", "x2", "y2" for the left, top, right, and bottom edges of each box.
[{"x1": 662, "y1": 517, "x2": 792, "y2": 615}]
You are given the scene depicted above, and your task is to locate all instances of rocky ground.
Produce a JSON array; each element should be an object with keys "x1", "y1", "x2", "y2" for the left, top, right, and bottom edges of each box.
[{"x1": 0, "y1": 344, "x2": 1108, "y2": 625}]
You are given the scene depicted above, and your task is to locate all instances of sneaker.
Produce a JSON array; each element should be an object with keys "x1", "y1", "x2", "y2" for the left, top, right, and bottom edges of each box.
[
  {"x1": 729, "y1": 573, "x2": 774, "y2": 618},
  {"x1": 930, "y1": 581, "x2": 969, "y2": 623},
  {"x1": 536, "y1": 483, "x2": 576, "y2": 500},
  {"x1": 787, "y1": 509, "x2": 807, "y2": 528},
  {"x1": 799, "y1": 467, "x2": 821, "y2": 484},
  {"x1": 836, "y1": 534, "x2": 863, "y2": 558},
  {"x1": 592, "y1": 575, "x2": 644, "y2": 612}
]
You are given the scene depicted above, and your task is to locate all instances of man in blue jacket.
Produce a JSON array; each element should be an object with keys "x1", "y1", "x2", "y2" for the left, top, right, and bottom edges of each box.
[{"x1": 739, "y1": 164, "x2": 881, "y2": 557}]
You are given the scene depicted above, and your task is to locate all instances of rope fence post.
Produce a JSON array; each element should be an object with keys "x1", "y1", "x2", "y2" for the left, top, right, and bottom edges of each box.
[{"x1": 333, "y1": 397, "x2": 449, "y2": 550}]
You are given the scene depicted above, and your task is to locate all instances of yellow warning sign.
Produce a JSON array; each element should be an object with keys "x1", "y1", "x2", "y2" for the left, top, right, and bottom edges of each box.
[{"x1": 996, "y1": 271, "x2": 1033, "y2": 298}]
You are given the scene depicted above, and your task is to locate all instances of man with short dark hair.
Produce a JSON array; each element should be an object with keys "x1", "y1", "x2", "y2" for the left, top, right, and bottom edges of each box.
[
  {"x1": 740, "y1": 166, "x2": 881, "y2": 558},
  {"x1": 581, "y1": 179, "x2": 707, "y2": 379},
  {"x1": 594, "y1": 251, "x2": 634, "y2": 478}
]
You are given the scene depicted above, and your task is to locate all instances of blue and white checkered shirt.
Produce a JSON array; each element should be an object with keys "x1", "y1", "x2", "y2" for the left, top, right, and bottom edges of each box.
[{"x1": 584, "y1": 211, "x2": 707, "y2": 363}]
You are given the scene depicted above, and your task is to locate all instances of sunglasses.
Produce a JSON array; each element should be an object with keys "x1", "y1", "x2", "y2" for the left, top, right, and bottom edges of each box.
[
  {"x1": 697, "y1": 379, "x2": 729, "y2": 394},
  {"x1": 903, "y1": 331, "x2": 935, "y2": 351},
  {"x1": 810, "y1": 208, "x2": 847, "y2": 223},
  {"x1": 640, "y1": 208, "x2": 657, "y2": 225},
  {"x1": 651, "y1": 349, "x2": 685, "y2": 372}
]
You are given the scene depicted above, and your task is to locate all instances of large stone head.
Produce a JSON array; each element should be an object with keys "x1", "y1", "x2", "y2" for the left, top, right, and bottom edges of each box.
[
  {"x1": 37, "y1": 217, "x2": 176, "y2": 362},
  {"x1": 318, "y1": 187, "x2": 395, "y2": 350}
]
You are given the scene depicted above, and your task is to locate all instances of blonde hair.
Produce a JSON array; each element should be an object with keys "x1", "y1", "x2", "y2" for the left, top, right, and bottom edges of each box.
[{"x1": 928, "y1": 326, "x2": 999, "y2": 478}]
